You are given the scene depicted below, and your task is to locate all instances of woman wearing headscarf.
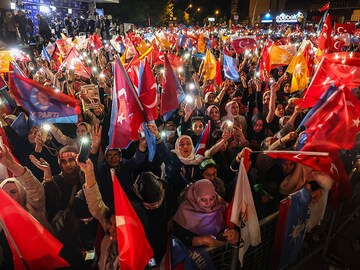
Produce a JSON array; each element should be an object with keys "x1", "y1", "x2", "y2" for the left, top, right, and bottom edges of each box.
[
  {"x1": 172, "y1": 179, "x2": 238, "y2": 247},
  {"x1": 247, "y1": 114, "x2": 271, "y2": 151},
  {"x1": 148, "y1": 124, "x2": 205, "y2": 199},
  {"x1": 221, "y1": 100, "x2": 247, "y2": 134},
  {"x1": 205, "y1": 105, "x2": 227, "y2": 148}
]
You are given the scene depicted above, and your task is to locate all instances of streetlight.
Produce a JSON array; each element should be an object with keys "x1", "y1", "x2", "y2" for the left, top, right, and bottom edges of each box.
[
  {"x1": 192, "y1": 7, "x2": 201, "y2": 20},
  {"x1": 215, "y1": 10, "x2": 219, "y2": 22},
  {"x1": 185, "y1": 4, "x2": 192, "y2": 12}
]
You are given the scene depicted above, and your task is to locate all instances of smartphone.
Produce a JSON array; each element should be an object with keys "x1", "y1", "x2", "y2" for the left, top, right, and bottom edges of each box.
[{"x1": 78, "y1": 138, "x2": 91, "y2": 163}]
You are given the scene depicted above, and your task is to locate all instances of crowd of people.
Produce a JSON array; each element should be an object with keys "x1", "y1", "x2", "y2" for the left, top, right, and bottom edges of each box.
[
  {"x1": 0, "y1": 14, "x2": 359, "y2": 270},
  {"x1": 0, "y1": 10, "x2": 115, "y2": 46}
]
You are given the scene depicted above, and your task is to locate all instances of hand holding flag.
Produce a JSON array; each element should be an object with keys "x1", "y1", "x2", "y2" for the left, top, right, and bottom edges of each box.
[{"x1": 111, "y1": 169, "x2": 154, "y2": 270}]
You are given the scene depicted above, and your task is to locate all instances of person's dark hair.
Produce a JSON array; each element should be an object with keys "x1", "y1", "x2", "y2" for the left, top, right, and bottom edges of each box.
[
  {"x1": 232, "y1": 89, "x2": 243, "y2": 98},
  {"x1": 191, "y1": 116, "x2": 204, "y2": 124}
]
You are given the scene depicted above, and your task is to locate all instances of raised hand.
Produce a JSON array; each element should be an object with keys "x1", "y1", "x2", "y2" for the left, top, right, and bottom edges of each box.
[
  {"x1": 0, "y1": 144, "x2": 25, "y2": 177},
  {"x1": 90, "y1": 124, "x2": 102, "y2": 154},
  {"x1": 29, "y1": 155, "x2": 52, "y2": 180}
]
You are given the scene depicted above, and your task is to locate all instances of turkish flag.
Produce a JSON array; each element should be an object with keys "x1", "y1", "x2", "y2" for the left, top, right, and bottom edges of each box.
[
  {"x1": 231, "y1": 36, "x2": 257, "y2": 54},
  {"x1": 319, "y1": 2, "x2": 330, "y2": 12},
  {"x1": 264, "y1": 150, "x2": 332, "y2": 174},
  {"x1": 59, "y1": 48, "x2": 91, "y2": 78},
  {"x1": 153, "y1": 53, "x2": 184, "y2": 70},
  {"x1": 329, "y1": 37, "x2": 345, "y2": 52},
  {"x1": 108, "y1": 58, "x2": 145, "y2": 149},
  {"x1": 258, "y1": 40, "x2": 272, "y2": 81},
  {"x1": 112, "y1": 170, "x2": 154, "y2": 270},
  {"x1": 299, "y1": 52, "x2": 360, "y2": 108},
  {"x1": 318, "y1": 14, "x2": 332, "y2": 52},
  {"x1": 304, "y1": 86, "x2": 360, "y2": 151},
  {"x1": 139, "y1": 59, "x2": 158, "y2": 121},
  {"x1": 334, "y1": 22, "x2": 356, "y2": 35},
  {"x1": 0, "y1": 189, "x2": 69, "y2": 269},
  {"x1": 88, "y1": 33, "x2": 103, "y2": 50},
  {"x1": 160, "y1": 54, "x2": 184, "y2": 118}
]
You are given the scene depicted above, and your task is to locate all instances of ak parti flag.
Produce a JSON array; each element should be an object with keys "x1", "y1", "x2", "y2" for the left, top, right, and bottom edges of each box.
[
  {"x1": 139, "y1": 59, "x2": 158, "y2": 121},
  {"x1": 160, "y1": 54, "x2": 185, "y2": 121},
  {"x1": 270, "y1": 188, "x2": 311, "y2": 270},
  {"x1": 197, "y1": 34, "x2": 206, "y2": 53},
  {"x1": 223, "y1": 53, "x2": 240, "y2": 81},
  {"x1": 111, "y1": 170, "x2": 153, "y2": 270},
  {"x1": 0, "y1": 50, "x2": 14, "y2": 73},
  {"x1": 194, "y1": 120, "x2": 210, "y2": 156},
  {"x1": 202, "y1": 50, "x2": 217, "y2": 81},
  {"x1": 230, "y1": 158, "x2": 261, "y2": 266},
  {"x1": 109, "y1": 58, "x2": 145, "y2": 149},
  {"x1": 286, "y1": 40, "x2": 312, "y2": 92},
  {"x1": 0, "y1": 188, "x2": 69, "y2": 270},
  {"x1": 299, "y1": 52, "x2": 360, "y2": 108},
  {"x1": 269, "y1": 44, "x2": 294, "y2": 69},
  {"x1": 9, "y1": 73, "x2": 81, "y2": 124}
]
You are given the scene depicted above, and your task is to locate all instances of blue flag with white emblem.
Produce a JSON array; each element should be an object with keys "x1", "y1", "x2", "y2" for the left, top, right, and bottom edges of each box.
[
  {"x1": 9, "y1": 74, "x2": 81, "y2": 124},
  {"x1": 271, "y1": 188, "x2": 311, "y2": 270},
  {"x1": 223, "y1": 53, "x2": 240, "y2": 81}
]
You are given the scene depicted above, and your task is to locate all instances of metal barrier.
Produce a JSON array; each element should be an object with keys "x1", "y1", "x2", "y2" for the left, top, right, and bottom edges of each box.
[
  {"x1": 148, "y1": 177, "x2": 360, "y2": 270},
  {"x1": 242, "y1": 212, "x2": 279, "y2": 270},
  {"x1": 207, "y1": 243, "x2": 233, "y2": 270}
]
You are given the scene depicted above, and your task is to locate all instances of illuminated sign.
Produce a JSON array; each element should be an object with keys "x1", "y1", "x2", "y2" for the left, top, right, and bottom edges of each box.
[{"x1": 276, "y1": 12, "x2": 304, "y2": 23}]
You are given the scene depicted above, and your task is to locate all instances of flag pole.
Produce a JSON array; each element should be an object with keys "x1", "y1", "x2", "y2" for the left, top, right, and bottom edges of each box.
[{"x1": 0, "y1": 217, "x2": 30, "y2": 270}]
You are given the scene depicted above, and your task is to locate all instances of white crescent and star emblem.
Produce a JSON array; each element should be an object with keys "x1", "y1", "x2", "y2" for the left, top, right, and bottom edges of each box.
[
  {"x1": 353, "y1": 118, "x2": 360, "y2": 127},
  {"x1": 337, "y1": 26, "x2": 344, "y2": 34},
  {"x1": 333, "y1": 41, "x2": 342, "y2": 50},
  {"x1": 238, "y1": 40, "x2": 250, "y2": 49},
  {"x1": 117, "y1": 113, "x2": 125, "y2": 124},
  {"x1": 118, "y1": 88, "x2": 127, "y2": 99},
  {"x1": 142, "y1": 83, "x2": 158, "y2": 109}
]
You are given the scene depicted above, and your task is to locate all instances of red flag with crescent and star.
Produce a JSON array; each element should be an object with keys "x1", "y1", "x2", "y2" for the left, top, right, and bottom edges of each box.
[
  {"x1": 139, "y1": 58, "x2": 158, "y2": 121},
  {"x1": 298, "y1": 52, "x2": 360, "y2": 108},
  {"x1": 108, "y1": 58, "x2": 145, "y2": 149},
  {"x1": 317, "y1": 14, "x2": 332, "y2": 56},
  {"x1": 231, "y1": 36, "x2": 257, "y2": 54},
  {"x1": 319, "y1": 2, "x2": 330, "y2": 12},
  {"x1": 334, "y1": 22, "x2": 356, "y2": 35},
  {"x1": 111, "y1": 170, "x2": 154, "y2": 270}
]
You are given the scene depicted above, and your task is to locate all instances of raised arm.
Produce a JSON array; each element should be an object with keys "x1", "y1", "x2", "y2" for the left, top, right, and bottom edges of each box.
[{"x1": 78, "y1": 158, "x2": 109, "y2": 230}]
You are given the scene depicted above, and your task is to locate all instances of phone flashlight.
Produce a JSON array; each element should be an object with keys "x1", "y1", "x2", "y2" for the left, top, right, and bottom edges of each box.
[{"x1": 185, "y1": 95, "x2": 194, "y2": 104}]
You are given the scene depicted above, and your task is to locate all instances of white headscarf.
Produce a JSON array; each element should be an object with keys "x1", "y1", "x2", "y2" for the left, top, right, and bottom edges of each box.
[{"x1": 171, "y1": 135, "x2": 204, "y2": 166}]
